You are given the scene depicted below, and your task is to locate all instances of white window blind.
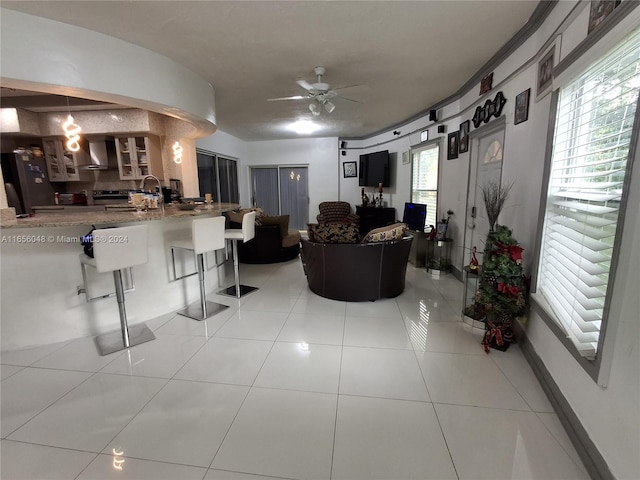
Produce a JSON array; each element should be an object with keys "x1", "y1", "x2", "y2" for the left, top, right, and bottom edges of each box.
[
  {"x1": 411, "y1": 144, "x2": 439, "y2": 227},
  {"x1": 538, "y1": 28, "x2": 640, "y2": 359}
]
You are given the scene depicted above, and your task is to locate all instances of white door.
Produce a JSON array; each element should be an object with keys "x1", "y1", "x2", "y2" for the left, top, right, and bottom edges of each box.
[{"x1": 464, "y1": 122, "x2": 505, "y2": 263}]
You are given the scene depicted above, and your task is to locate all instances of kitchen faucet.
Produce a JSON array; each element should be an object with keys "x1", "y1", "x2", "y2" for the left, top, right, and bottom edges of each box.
[{"x1": 139, "y1": 175, "x2": 164, "y2": 214}]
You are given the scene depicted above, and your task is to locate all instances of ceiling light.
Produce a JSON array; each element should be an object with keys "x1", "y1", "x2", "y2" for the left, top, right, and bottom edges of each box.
[
  {"x1": 324, "y1": 101, "x2": 335, "y2": 114},
  {"x1": 309, "y1": 103, "x2": 320, "y2": 116},
  {"x1": 288, "y1": 120, "x2": 320, "y2": 135}
]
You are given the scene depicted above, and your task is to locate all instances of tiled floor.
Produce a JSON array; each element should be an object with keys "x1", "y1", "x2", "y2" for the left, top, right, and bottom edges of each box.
[{"x1": 1, "y1": 259, "x2": 590, "y2": 479}]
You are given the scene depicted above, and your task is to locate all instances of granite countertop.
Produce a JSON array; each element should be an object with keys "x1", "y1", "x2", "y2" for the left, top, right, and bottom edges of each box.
[{"x1": 1, "y1": 203, "x2": 240, "y2": 229}]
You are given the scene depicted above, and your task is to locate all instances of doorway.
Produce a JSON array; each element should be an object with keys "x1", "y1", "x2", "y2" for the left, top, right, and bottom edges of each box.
[
  {"x1": 250, "y1": 166, "x2": 309, "y2": 230},
  {"x1": 464, "y1": 119, "x2": 505, "y2": 260}
]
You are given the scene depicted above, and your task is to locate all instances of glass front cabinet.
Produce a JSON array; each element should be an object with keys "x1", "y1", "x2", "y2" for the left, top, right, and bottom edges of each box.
[
  {"x1": 42, "y1": 137, "x2": 89, "y2": 182},
  {"x1": 115, "y1": 135, "x2": 162, "y2": 180}
]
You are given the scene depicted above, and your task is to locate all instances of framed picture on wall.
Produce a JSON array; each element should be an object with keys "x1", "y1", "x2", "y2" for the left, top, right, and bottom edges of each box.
[
  {"x1": 588, "y1": 0, "x2": 620, "y2": 34},
  {"x1": 459, "y1": 120, "x2": 470, "y2": 153},
  {"x1": 514, "y1": 88, "x2": 531, "y2": 125},
  {"x1": 447, "y1": 131, "x2": 459, "y2": 160},
  {"x1": 343, "y1": 161, "x2": 357, "y2": 178},
  {"x1": 536, "y1": 36, "x2": 561, "y2": 101}
]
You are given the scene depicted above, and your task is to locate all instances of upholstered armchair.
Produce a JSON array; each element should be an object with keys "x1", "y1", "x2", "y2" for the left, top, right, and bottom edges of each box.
[{"x1": 316, "y1": 201, "x2": 359, "y2": 225}]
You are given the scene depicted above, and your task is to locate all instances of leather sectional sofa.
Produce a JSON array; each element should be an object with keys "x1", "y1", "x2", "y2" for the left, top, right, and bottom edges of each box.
[{"x1": 300, "y1": 236, "x2": 413, "y2": 301}]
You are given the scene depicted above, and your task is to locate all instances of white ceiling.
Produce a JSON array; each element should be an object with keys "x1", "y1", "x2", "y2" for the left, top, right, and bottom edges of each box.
[{"x1": 1, "y1": 1, "x2": 542, "y2": 141}]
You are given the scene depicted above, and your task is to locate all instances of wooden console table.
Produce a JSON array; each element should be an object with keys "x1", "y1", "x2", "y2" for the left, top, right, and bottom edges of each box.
[{"x1": 356, "y1": 206, "x2": 396, "y2": 236}]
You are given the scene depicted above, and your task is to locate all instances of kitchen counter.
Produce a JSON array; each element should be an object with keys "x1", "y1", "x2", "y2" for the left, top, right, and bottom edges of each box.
[{"x1": 1, "y1": 203, "x2": 240, "y2": 229}]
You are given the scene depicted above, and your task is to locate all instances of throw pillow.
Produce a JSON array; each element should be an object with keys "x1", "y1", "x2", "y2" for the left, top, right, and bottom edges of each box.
[
  {"x1": 227, "y1": 207, "x2": 264, "y2": 225},
  {"x1": 261, "y1": 214, "x2": 290, "y2": 238},
  {"x1": 307, "y1": 222, "x2": 360, "y2": 244},
  {"x1": 362, "y1": 222, "x2": 407, "y2": 243}
]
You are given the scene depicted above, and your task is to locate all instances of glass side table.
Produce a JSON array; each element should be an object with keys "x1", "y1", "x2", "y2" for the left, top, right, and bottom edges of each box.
[
  {"x1": 462, "y1": 265, "x2": 485, "y2": 330},
  {"x1": 426, "y1": 238, "x2": 452, "y2": 276}
]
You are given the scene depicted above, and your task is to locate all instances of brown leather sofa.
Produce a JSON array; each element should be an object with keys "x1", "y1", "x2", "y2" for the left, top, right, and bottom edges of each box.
[
  {"x1": 229, "y1": 221, "x2": 300, "y2": 264},
  {"x1": 300, "y1": 236, "x2": 413, "y2": 301}
]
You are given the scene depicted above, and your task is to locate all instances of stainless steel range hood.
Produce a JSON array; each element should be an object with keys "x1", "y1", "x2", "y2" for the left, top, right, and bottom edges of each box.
[{"x1": 82, "y1": 139, "x2": 116, "y2": 170}]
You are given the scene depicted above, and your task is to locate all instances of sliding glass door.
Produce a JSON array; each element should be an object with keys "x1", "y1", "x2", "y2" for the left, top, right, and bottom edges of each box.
[
  {"x1": 196, "y1": 150, "x2": 239, "y2": 203},
  {"x1": 251, "y1": 166, "x2": 309, "y2": 230}
]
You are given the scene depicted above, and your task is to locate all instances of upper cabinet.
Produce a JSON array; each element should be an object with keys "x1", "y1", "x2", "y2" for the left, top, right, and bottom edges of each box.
[
  {"x1": 42, "y1": 137, "x2": 90, "y2": 182},
  {"x1": 115, "y1": 135, "x2": 163, "y2": 180}
]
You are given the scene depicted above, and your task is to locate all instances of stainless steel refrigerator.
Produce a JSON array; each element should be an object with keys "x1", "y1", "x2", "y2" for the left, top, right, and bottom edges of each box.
[{"x1": 1, "y1": 151, "x2": 56, "y2": 214}]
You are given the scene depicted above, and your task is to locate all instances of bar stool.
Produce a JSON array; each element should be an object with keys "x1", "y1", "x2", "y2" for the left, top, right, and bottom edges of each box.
[
  {"x1": 219, "y1": 211, "x2": 258, "y2": 298},
  {"x1": 79, "y1": 225, "x2": 155, "y2": 356},
  {"x1": 170, "y1": 216, "x2": 228, "y2": 320}
]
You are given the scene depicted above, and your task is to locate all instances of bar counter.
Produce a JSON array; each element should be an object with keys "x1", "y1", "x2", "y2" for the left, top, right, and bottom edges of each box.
[
  {"x1": 0, "y1": 203, "x2": 240, "y2": 350},
  {"x1": 1, "y1": 203, "x2": 240, "y2": 229}
]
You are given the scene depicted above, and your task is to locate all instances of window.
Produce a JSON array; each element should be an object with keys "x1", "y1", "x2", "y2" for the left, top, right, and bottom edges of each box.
[
  {"x1": 411, "y1": 143, "x2": 440, "y2": 227},
  {"x1": 537, "y1": 28, "x2": 640, "y2": 360},
  {"x1": 196, "y1": 150, "x2": 239, "y2": 203}
]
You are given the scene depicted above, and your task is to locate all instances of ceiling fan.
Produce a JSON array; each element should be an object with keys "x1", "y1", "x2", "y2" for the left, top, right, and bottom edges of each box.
[{"x1": 268, "y1": 66, "x2": 360, "y2": 116}]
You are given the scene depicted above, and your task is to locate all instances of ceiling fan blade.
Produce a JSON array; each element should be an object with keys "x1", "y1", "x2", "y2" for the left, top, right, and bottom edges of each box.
[
  {"x1": 267, "y1": 95, "x2": 307, "y2": 101},
  {"x1": 332, "y1": 83, "x2": 364, "y2": 91},
  {"x1": 334, "y1": 94, "x2": 362, "y2": 103},
  {"x1": 297, "y1": 79, "x2": 314, "y2": 91}
]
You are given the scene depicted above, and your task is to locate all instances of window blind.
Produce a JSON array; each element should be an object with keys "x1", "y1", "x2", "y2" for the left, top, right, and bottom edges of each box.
[
  {"x1": 538, "y1": 28, "x2": 640, "y2": 359},
  {"x1": 411, "y1": 144, "x2": 439, "y2": 227}
]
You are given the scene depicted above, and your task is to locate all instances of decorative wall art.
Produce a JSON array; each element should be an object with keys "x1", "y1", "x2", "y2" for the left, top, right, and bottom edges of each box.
[
  {"x1": 536, "y1": 36, "x2": 561, "y2": 101},
  {"x1": 459, "y1": 120, "x2": 470, "y2": 153},
  {"x1": 402, "y1": 150, "x2": 410, "y2": 165},
  {"x1": 343, "y1": 161, "x2": 357, "y2": 178},
  {"x1": 472, "y1": 91, "x2": 507, "y2": 128},
  {"x1": 447, "y1": 132, "x2": 459, "y2": 160},
  {"x1": 420, "y1": 130, "x2": 429, "y2": 142},
  {"x1": 514, "y1": 89, "x2": 531, "y2": 125},
  {"x1": 480, "y1": 73, "x2": 493, "y2": 95},
  {"x1": 588, "y1": 0, "x2": 620, "y2": 34}
]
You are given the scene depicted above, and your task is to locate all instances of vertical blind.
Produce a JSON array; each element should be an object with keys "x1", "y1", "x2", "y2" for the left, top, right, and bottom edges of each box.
[
  {"x1": 538, "y1": 28, "x2": 640, "y2": 359},
  {"x1": 411, "y1": 144, "x2": 440, "y2": 227}
]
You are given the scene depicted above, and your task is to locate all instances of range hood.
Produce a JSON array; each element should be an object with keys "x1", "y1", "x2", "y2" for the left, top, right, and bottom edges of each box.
[{"x1": 82, "y1": 139, "x2": 116, "y2": 170}]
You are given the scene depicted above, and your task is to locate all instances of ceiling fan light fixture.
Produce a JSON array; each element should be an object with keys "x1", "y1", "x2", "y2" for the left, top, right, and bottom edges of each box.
[{"x1": 324, "y1": 101, "x2": 335, "y2": 114}]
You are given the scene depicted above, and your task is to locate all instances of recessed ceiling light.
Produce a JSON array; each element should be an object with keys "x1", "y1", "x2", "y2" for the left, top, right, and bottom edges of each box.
[{"x1": 288, "y1": 120, "x2": 321, "y2": 135}]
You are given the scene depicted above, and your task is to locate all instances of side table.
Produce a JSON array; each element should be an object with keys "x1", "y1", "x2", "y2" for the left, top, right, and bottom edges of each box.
[
  {"x1": 426, "y1": 238, "x2": 452, "y2": 276},
  {"x1": 462, "y1": 265, "x2": 485, "y2": 330}
]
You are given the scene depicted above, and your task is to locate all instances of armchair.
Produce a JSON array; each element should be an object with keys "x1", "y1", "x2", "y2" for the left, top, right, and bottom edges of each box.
[{"x1": 317, "y1": 201, "x2": 359, "y2": 225}]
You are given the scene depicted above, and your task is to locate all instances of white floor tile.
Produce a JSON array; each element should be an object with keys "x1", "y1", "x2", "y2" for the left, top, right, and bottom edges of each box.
[
  {"x1": 175, "y1": 337, "x2": 273, "y2": 386},
  {"x1": 99, "y1": 334, "x2": 207, "y2": 378},
  {"x1": 0, "y1": 364, "x2": 23, "y2": 380},
  {"x1": 332, "y1": 395, "x2": 457, "y2": 479},
  {"x1": 490, "y1": 344, "x2": 554, "y2": 412},
  {"x1": 144, "y1": 311, "x2": 180, "y2": 331},
  {"x1": 435, "y1": 403, "x2": 589, "y2": 479},
  {"x1": 340, "y1": 346, "x2": 430, "y2": 401},
  {"x1": 8, "y1": 373, "x2": 166, "y2": 452},
  {"x1": 212, "y1": 387, "x2": 336, "y2": 479},
  {"x1": 157, "y1": 308, "x2": 235, "y2": 337},
  {"x1": 292, "y1": 292, "x2": 346, "y2": 316},
  {"x1": 254, "y1": 342, "x2": 341, "y2": 393},
  {"x1": 105, "y1": 380, "x2": 248, "y2": 467},
  {"x1": 407, "y1": 320, "x2": 485, "y2": 354},
  {"x1": 240, "y1": 290, "x2": 300, "y2": 313},
  {"x1": 1, "y1": 340, "x2": 71, "y2": 366},
  {"x1": 537, "y1": 412, "x2": 589, "y2": 475},
  {"x1": 343, "y1": 315, "x2": 412, "y2": 350},
  {"x1": 78, "y1": 452, "x2": 207, "y2": 479},
  {"x1": 1, "y1": 440, "x2": 96, "y2": 480},
  {"x1": 1, "y1": 367, "x2": 91, "y2": 437},
  {"x1": 32, "y1": 337, "x2": 124, "y2": 372},
  {"x1": 418, "y1": 351, "x2": 530, "y2": 410},
  {"x1": 345, "y1": 298, "x2": 402, "y2": 319},
  {"x1": 397, "y1": 296, "x2": 460, "y2": 323},
  {"x1": 276, "y1": 312, "x2": 345, "y2": 345},
  {"x1": 215, "y1": 310, "x2": 288, "y2": 341},
  {"x1": 205, "y1": 469, "x2": 290, "y2": 480}
]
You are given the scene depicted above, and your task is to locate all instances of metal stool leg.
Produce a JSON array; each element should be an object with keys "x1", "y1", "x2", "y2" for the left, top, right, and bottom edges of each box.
[
  {"x1": 219, "y1": 239, "x2": 258, "y2": 298},
  {"x1": 177, "y1": 252, "x2": 228, "y2": 321},
  {"x1": 95, "y1": 269, "x2": 156, "y2": 356}
]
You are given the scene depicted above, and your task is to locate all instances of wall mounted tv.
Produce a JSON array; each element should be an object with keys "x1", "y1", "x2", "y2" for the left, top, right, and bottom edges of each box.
[{"x1": 359, "y1": 150, "x2": 391, "y2": 187}]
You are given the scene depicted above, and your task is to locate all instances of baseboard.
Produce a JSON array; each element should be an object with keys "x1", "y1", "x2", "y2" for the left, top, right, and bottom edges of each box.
[{"x1": 513, "y1": 321, "x2": 613, "y2": 480}]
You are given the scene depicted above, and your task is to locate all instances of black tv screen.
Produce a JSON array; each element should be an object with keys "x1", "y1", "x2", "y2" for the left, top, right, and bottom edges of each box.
[
  {"x1": 359, "y1": 150, "x2": 390, "y2": 187},
  {"x1": 403, "y1": 202, "x2": 427, "y2": 231}
]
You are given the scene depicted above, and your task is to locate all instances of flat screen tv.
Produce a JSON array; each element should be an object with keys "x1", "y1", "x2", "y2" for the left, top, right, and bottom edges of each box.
[
  {"x1": 359, "y1": 150, "x2": 390, "y2": 187},
  {"x1": 402, "y1": 202, "x2": 427, "y2": 232}
]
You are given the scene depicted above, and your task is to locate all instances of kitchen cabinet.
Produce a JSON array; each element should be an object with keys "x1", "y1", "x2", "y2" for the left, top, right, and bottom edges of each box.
[
  {"x1": 42, "y1": 137, "x2": 89, "y2": 182},
  {"x1": 115, "y1": 135, "x2": 163, "y2": 180}
]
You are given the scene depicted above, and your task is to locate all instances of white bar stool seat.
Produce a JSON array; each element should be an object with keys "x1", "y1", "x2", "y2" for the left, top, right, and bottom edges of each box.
[
  {"x1": 79, "y1": 225, "x2": 155, "y2": 356},
  {"x1": 219, "y1": 211, "x2": 258, "y2": 298},
  {"x1": 170, "y1": 216, "x2": 228, "y2": 320}
]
